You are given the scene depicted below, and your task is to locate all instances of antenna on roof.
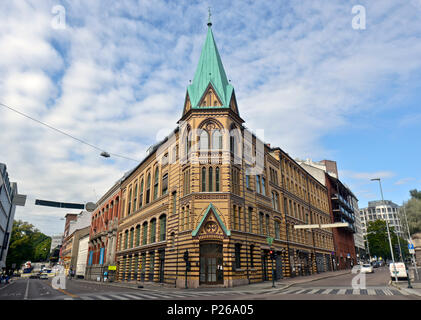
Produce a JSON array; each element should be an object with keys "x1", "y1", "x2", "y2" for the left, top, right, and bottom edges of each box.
[{"x1": 207, "y1": 7, "x2": 212, "y2": 27}]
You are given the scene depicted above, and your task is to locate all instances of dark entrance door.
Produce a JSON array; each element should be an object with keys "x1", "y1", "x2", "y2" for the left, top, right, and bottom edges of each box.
[
  {"x1": 200, "y1": 243, "x2": 223, "y2": 285},
  {"x1": 159, "y1": 250, "x2": 165, "y2": 283},
  {"x1": 275, "y1": 251, "x2": 283, "y2": 280},
  {"x1": 261, "y1": 251, "x2": 268, "y2": 281}
]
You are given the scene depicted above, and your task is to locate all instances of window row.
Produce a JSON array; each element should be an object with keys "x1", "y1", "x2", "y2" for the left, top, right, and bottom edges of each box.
[
  {"x1": 119, "y1": 215, "x2": 167, "y2": 250},
  {"x1": 201, "y1": 166, "x2": 221, "y2": 192},
  {"x1": 126, "y1": 168, "x2": 169, "y2": 217}
]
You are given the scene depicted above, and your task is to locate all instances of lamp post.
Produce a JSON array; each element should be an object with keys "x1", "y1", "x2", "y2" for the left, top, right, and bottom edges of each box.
[
  {"x1": 370, "y1": 178, "x2": 398, "y2": 282},
  {"x1": 402, "y1": 204, "x2": 419, "y2": 280}
]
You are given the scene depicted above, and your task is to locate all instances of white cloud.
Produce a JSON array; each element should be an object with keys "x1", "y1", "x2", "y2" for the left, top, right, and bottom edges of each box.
[
  {"x1": 1, "y1": 0, "x2": 421, "y2": 235},
  {"x1": 394, "y1": 177, "x2": 416, "y2": 185}
]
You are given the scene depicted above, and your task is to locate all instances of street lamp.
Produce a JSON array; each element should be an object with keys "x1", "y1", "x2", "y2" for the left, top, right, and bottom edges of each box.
[{"x1": 370, "y1": 178, "x2": 398, "y2": 282}]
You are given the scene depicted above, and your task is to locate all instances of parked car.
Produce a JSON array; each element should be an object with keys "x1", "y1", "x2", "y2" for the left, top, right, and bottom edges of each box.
[
  {"x1": 361, "y1": 264, "x2": 374, "y2": 273},
  {"x1": 377, "y1": 260, "x2": 385, "y2": 267},
  {"x1": 371, "y1": 261, "x2": 379, "y2": 268}
]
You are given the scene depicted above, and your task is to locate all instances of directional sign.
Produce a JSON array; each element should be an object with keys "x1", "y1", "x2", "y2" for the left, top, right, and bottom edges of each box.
[
  {"x1": 266, "y1": 237, "x2": 274, "y2": 246},
  {"x1": 108, "y1": 266, "x2": 117, "y2": 271},
  {"x1": 408, "y1": 244, "x2": 415, "y2": 250}
]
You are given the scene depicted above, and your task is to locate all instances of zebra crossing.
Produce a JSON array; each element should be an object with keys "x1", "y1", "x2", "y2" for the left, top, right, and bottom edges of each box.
[
  {"x1": 55, "y1": 286, "x2": 410, "y2": 300},
  {"x1": 271, "y1": 286, "x2": 409, "y2": 296},
  {"x1": 59, "y1": 289, "x2": 252, "y2": 300}
]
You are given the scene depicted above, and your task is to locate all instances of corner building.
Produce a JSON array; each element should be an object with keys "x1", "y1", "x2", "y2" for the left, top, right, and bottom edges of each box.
[{"x1": 115, "y1": 22, "x2": 334, "y2": 287}]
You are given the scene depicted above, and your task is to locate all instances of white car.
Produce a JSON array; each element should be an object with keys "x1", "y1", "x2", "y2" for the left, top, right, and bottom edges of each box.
[{"x1": 360, "y1": 264, "x2": 374, "y2": 273}]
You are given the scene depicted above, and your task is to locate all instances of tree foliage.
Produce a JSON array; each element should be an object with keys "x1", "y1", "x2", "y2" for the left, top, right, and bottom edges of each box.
[
  {"x1": 6, "y1": 220, "x2": 51, "y2": 270},
  {"x1": 403, "y1": 189, "x2": 421, "y2": 235},
  {"x1": 366, "y1": 219, "x2": 408, "y2": 261}
]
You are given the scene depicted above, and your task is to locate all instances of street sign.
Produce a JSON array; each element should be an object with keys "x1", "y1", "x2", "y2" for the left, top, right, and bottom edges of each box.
[
  {"x1": 408, "y1": 244, "x2": 414, "y2": 250},
  {"x1": 108, "y1": 266, "x2": 116, "y2": 271},
  {"x1": 409, "y1": 248, "x2": 415, "y2": 254},
  {"x1": 266, "y1": 237, "x2": 274, "y2": 246}
]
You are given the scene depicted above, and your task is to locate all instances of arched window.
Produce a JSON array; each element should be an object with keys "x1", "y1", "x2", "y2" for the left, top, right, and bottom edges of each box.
[
  {"x1": 259, "y1": 212, "x2": 264, "y2": 234},
  {"x1": 127, "y1": 188, "x2": 132, "y2": 215},
  {"x1": 124, "y1": 230, "x2": 129, "y2": 249},
  {"x1": 265, "y1": 214, "x2": 270, "y2": 236},
  {"x1": 142, "y1": 222, "x2": 148, "y2": 245},
  {"x1": 199, "y1": 130, "x2": 209, "y2": 151},
  {"x1": 274, "y1": 220, "x2": 280, "y2": 239},
  {"x1": 153, "y1": 167, "x2": 159, "y2": 200},
  {"x1": 146, "y1": 173, "x2": 151, "y2": 204},
  {"x1": 159, "y1": 215, "x2": 167, "y2": 241},
  {"x1": 139, "y1": 179, "x2": 144, "y2": 209},
  {"x1": 129, "y1": 228, "x2": 134, "y2": 248},
  {"x1": 150, "y1": 218, "x2": 156, "y2": 243},
  {"x1": 212, "y1": 130, "x2": 222, "y2": 150},
  {"x1": 215, "y1": 167, "x2": 220, "y2": 192},
  {"x1": 133, "y1": 183, "x2": 138, "y2": 211},
  {"x1": 185, "y1": 206, "x2": 190, "y2": 230},
  {"x1": 209, "y1": 167, "x2": 213, "y2": 192},
  {"x1": 135, "y1": 225, "x2": 140, "y2": 246},
  {"x1": 201, "y1": 167, "x2": 206, "y2": 192}
]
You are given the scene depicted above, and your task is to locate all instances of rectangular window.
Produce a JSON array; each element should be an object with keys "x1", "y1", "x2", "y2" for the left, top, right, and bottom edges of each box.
[
  {"x1": 235, "y1": 244, "x2": 241, "y2": 269},
  {"x1": 256, "y1": 175, "x2": 261, "y2": 194},
  {"x1": 172, "y1": 192, "x2": 177, "y2": 215},
  {"x1": 246, "y1": 174, "x2": 250, "y2": 189},
  {"x1": 162, "y1": 173, "x2": 168, "y2": 195},
  {"x1": 248, "y1": 207, "x2": 253, "y2": 233},
  {"x1": 259, "y1": 213, "x2": 264, "y2": 234},
  {"x1": 99, "y1": 248, "x2": 105, "y2": 265},
  {"x1": 250, "y1": 245, "x2": 254, "y2": 268},
  {"x1": 265, "y1": 214, "x2": 270, "y2": 235},
  {"x1": 261, "y1": 177, "x2": 266, "y2": 195}
]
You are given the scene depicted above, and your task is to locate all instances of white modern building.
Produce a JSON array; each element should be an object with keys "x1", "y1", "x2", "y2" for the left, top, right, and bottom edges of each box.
[
  {"x1": 50, "y1": 234, "x2": 63, "y2": 253},
  {"x1": 76, "y1": 234, "x2": 89, "y2": 277},
  {"x1": 0, "y1": 163, "x2": 26, "y2": 270},
  {"x1": 359, "y1": 200, "x2": 405, "y2": 239}
]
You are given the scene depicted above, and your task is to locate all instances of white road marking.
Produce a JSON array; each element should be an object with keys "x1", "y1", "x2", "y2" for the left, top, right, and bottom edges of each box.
[
  {"x1": 24, "y1": 279, "x2": 30, "y2": 300},
  {"x1": 353, "y1": 289, "x2": 360, "y2": 295},
  {"x1": 367, "y1": 289, "x2": 376, "y2": 295},
  {"x1": 321, "y1": 289, "x2": 333, "y2": 295},
  {"x1": 337, "y1": 289, "x2": 347, "y2": 295}
]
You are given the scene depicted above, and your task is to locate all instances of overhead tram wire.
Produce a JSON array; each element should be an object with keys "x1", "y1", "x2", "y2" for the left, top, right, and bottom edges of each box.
[{"x1": 0, "y1": 101, "x2": 140, "y2": 163}]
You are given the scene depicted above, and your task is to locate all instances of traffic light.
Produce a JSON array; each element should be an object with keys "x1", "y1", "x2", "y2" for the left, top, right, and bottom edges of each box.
[
  {"x1": 269, "y1": 250, "x2": 275, "y2": 260},
  {"x1": 183, "y1": 250, "x2": 189, "y2": 262}
]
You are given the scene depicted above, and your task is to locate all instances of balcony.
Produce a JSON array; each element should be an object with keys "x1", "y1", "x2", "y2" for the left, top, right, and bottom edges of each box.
[{"x1": 332, "y1": 193, "x2": 354, "y2": 213}]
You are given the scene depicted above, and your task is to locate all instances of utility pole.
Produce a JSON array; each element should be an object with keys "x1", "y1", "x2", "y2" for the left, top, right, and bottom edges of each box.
[
  {"x1": 402, "y1": 204, "x2": 419, "y2": 280},
  {"x1": 371, "y1": 178, "x2": 398, "y2": 282}
]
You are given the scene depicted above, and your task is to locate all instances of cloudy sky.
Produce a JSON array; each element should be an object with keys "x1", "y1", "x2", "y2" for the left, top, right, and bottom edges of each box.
[{"x1": 1, "y1": 0, "x2": 421, "y2": 236}]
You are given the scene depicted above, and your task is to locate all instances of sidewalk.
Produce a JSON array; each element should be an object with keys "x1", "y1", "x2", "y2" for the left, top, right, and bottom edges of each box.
[
  {"x1": 74, "y1": 269, "x2": 352, "y2": 292},
  {"x1": 389, "y1": 268, "x2": 421, "y2": 297}
]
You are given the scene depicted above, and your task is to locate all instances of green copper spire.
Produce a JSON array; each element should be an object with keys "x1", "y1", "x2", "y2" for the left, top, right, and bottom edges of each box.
[{"x1": 187, "y1": 20, "x2": 234, "y2": 109}]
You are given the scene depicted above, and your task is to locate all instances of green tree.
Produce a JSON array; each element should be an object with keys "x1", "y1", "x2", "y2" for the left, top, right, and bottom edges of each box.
[
  {"x1": 402, "y1": 189, "x2": 421, "y2": 235},
  {"x1": 367, "y1": 220, "x2": 408, "y2": 261},
  {"x1": 6, "y1": 220, "x2": 51, "y2": 270}
]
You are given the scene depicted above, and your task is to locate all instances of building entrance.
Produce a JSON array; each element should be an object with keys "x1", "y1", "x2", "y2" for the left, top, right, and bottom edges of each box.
[{"x1": 199, "y1": 242, "x2": 223, "y2": 284}]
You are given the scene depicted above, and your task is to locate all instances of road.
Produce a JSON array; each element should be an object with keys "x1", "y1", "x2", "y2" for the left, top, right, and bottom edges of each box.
[{"x1": 0, "y1": 267, "x2": 419, "y2": 300}]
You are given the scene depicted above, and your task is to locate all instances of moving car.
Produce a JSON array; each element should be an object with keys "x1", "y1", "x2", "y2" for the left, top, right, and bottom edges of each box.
[
  {"x1": 389, "y1": 262, "x2": 407, "y2": 280},
  {"x1": 360, "y1": 264, "x2": 374, "y2": 273},
  {"x1": 39, "y1": 273, "x2": 49, "y2": 280}
]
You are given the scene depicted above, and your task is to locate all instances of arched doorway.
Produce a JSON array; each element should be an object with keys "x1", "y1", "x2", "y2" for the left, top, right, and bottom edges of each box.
[{"x1": 199, "y1": 242, "x2": 223, "y2": 285}]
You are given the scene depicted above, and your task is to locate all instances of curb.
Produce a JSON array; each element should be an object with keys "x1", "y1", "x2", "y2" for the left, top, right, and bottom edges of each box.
[
  {"x1": 389, "y1": 280, "x2": 421, "y2": 297},
  {"x1": 73, "y1": 270, "x2": 351, "y2": 293}
]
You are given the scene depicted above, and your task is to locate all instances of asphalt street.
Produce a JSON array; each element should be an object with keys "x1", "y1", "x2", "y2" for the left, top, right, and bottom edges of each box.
[{"x1": 1, "y1": 267, "x2": 419, "y2": 300}]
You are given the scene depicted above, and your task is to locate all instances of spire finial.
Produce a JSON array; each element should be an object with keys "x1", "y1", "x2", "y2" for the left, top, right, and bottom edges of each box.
[{"x1": 207, "y1": 7, "x2": 212, "y2": 27}]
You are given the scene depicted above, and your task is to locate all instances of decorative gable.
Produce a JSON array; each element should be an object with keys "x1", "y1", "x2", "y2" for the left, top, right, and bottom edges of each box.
[{"x1": 192, "y1": 203, "x2": 230, "y2": 238}]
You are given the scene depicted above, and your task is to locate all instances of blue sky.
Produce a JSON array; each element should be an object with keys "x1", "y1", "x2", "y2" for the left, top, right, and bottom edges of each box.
[{"x1": 0, "y1": 0, "x2": 420, "y2": 236}]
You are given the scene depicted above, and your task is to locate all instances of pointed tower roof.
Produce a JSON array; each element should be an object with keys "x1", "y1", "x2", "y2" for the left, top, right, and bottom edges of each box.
[{"x1": 187, "y1": 22, "x2": 234, "y2": 109}]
